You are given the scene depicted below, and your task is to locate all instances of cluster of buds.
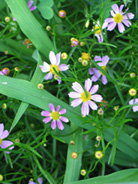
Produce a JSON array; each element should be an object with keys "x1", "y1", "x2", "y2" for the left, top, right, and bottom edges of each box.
[{"x1": 78, "y1": 52, "x2": 91, "y2": 66}]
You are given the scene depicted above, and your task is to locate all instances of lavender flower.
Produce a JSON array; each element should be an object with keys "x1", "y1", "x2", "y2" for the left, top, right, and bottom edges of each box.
[
  {"x1": 41, "y1": 104, "x2": 69, "y2": 130},
  {"x1": 0, "y1": 123, "x2": 14, "y2": 153},
  {"x1": 28, "y1": 178, "x2": 43, "y2": 184},
  {"x1": 68, "y1": 78, "x2": 103, "y2": 117},
  {"x1": 40, "y1": 51, "x2": 69, "y2": 83},
  {"x1": 104, "y1": 4, "x2": 134, "y2": 33},
  {"x1": 89, "y1": 56, "x2": 109, "y2": 85}
]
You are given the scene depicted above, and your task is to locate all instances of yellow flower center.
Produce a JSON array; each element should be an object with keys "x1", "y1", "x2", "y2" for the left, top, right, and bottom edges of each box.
[
  {"x1": 51, "y1": 111, "x2": 60, "y2": 120},
  {"x1": 94, "y1": 26, "x2": 101, "y2": 35},
  {"x1": 129, "y1": 88, "x2": 137, "y2": 96},
  {"x1": 80, "y1": 91, "x2": 91, "y2": 102},
  {"x1": 0, "y1": 138, "x2": 3, "y2": 145},
  {"x1": 50, "y1": 65, "x2": 59, "y2": 75},
  {"x1": 100, "y1": 66, "x2": 107, "y2": 75},
  {"x1": 95, "y1": 151, "x2": 104, "y2": 159},
  {"x1": 113, "y1": 13, "x2": 123, "y2": 23}
]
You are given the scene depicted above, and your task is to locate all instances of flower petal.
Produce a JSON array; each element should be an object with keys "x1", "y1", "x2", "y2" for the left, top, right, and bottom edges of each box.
[
  {"x1": 60, "y1": 116, "x2": 69, "y2": 123},
  {"x1": 56, "y1": 105, "x2": 60, "y2": 112},
  {"x1": 68, "y1": 92, "x2": 81, "y2": 98},
  {"x1": 91, "y1": 94, "x2": 103, "y2": 102},
  {"x1": 102, "y1": 55, "x2": 109, "y2": 65},
  {"x1": 59, "y1": 108, "x2": 66, "y2": 114},
  {"x1": 112, "y1": 4, "x2": 119, "y2": 13},
  {"x1": 118, "y1": 23, "x2": 125, "y2": 33},
  {"x1": 0, "y1": 130, "x2": 9, "y2": 139},
  {"x1": 1, "y1": 140, "x2": 14, "y2": 150},
  {"x1": 71, "y1": 98, "x2": 82, "y2": 107},
  {"x1": 102, "y1": 75, "x2": 108, "y2": 85},
  {"x1": 107, "y1": 22, "x2": 116, "y2": 31},
  {"x1": 51, "y1": 120, "x2": 56, "y2": 129},
  {"x1": 133, "y1": 106, "x2": 138, "y2": 112},
  {"x1": 43, "y1": 117, "x2": 52, "y2": 123},
  {"x1": 57, "y1": 120, "x2": 64, "y2": 130},
  {"x1": 30, "y1": 6, "x2": 37, "y2": 11},
  {"x1": 95, "y1": 33, "x2": 103, "y2": 43},
  {"x1": 40, "y1": 62, "x2": 50, "y2": 73},
  {"x1": 49, "y1": 103, "x2": 55, "y2": 111},
  {"x1": 27, "y1": 0, "x2": 33, "y2": 8},
  {"x1": 56, "y1": 52, "x2": 61, "y2": 65},
  {"x1": 94, "y1": 56, "x2": 102, "y2": 62},
  {"x1": 49, "y1": 51, "x2": 57, "y2": 65},
  {"x1": 38, "y1": 177, "x2": 43, "y2": 184},
  {"x1": 0, "y1": 123, "x2": 4, "y2": 137},
  {"x1": 41, "y1": 111, "x2": 51, "y2": 117},
  {"x1": 124, "y1": 13, "x2": 135, "y2": 20},
  {"x1": 44, "y1": 72, "x2": 53, "y2": 80},
  {"x1": 102, "y1": 21, "x2": 108, "y2": 29},
  {"x1": 59, "y1": 64, "x2": 69, "y2": 71},
  {"x1": 88, "y1": 100, "x2": 98, "y2": 110},
  {"x1": 119, "y1": 4, "x2": 124, "y2": 13},
  {"x1": 72, "y1": 82, "x2": 83, "y2": 93},
  {"x1": 81, "y1": 102, "x2": 89, "y2": 117},
  {"x1": 122, "y1": 19, "x2": 131, "y2": 27},
  {"x1": 91, "y1": 69, "x2": 101, "y2": 82},
  {"x1": 104, "y1": 18, "x2": 114, "y2": 23},
  {"x1": 90, "y1": 84, "x2": 99, "y2": 95},
  {"x1": 85, "y1": 78, "x2": 92, "y2": 91},
  {"x1": 89, "y1": 68, "x2": 94, "y2": 75}
]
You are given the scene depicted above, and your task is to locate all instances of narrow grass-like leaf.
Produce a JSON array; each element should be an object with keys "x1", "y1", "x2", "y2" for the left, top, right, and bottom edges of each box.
[
  {"x1": 4, "y1": 0, "x2": 54, "y2": 58},
  {"x1": 67, "y1": 169, "x2": 138, "y2": 184}
]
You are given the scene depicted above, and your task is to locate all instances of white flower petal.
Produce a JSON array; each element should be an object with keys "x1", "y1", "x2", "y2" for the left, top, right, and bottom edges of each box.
[
  {"x1": 85, "y1": 78, "x2": 92, "y2": 91},
  {"x1": 72, "y1": 82, "x2": 84, "y2": 93},
  {"x1": 49, "y1": 51, "x2": 57, "y2": 65}
]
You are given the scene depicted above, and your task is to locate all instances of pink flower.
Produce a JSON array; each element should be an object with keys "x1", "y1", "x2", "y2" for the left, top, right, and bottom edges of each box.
[
  {"x1": 41, "y1": 104, "x2": 69, "y2": 130},
  {"x1": 40, "y1": 51, "x2": 69, "y2": 83},
  {"x1": 92, "y1": 20, "x2": 107, "y2": 43},
  {"x1": 68, "y1": 78, "x2": 103, "y2": 117},
  {"x1": 13, "y1": 0, "x2": 37, "y2": 21},
  {"x1": 129, "y1": 98, "x2": 138, "y2": 112},
  {"x1": 104, "y1": 4, "x2": 134, "y2": 33},
  {"x1": 0, "y1": 123, "x2": 14, "y2": 153},
  {"x1": 28, "y1": 178, "x2": 43, "y2": 184},
  {"x1": 89, "y1": 55, "x2": 109, "y2": 85}
]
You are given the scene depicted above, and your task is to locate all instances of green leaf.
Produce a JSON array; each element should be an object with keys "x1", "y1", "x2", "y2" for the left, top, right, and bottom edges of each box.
[
  {"x1": 67, "y1": 169, "x2": 138, "y2": 184},
  {"x1": 38, "y1": 0, "x2": 54, "y2": 20}
]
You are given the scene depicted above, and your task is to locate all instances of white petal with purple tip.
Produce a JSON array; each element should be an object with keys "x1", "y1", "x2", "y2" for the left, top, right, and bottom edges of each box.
[
  {"x1": 81, "y1": 102, "x2": 89, "y2": 117},
  {"x1": 0, "y1": 123, "x2": 4, "y2": 137},
  {"x1": 85, "y1": 78, "x2": 92, "y2": 91},
  {"x1": 72, "y1": 82, "x2": 84, "y2": 93},
  {"x1": 118, "y1": 23, "x2": 125, "y2": 33},
  {"x1": 90, "y1": 84, "x2": 99, "y2": 95},
  {"x1": 41, "y1": 111, "x2": 51, "y2": 116},
  {"x1": 68, "y1": 92, "x2": 81, "y2": 98},
  {"x1": 88, "y1": 100, "x2": 98, "y2": 110},
  {"x1": 60, "y1": 116, "x2": 69, "y2": 123},
  {"x1": 59, "y1": 64, "x2": 69, "y2": 71},
  {"x1": 0, "y1": 130, "x2": 9, "y2": 139},
  {"x1": 71, "y1": 98, "x2": 82, "y2": 107},
  {"x1": 49, "y1": 51, "x2": 57, "y2": 65},
  {"x1": 44, "y1": 72, "x2": 53, "y2": 80},
  {"x1": 112, "y1": 4, "x2": 119, "y2": 13},
  {"x1": 107, "y1": 22, "x2": 116, "y2": 31},
  {"x1": 102, "y1": 75, "x2": 107, "y2": 85},
  {"x1": 43, "y1": 117, "x2": 52, "y2": 123},
  {"x1": 91, "y1": 95, "x2": 103, "y2": 102}
]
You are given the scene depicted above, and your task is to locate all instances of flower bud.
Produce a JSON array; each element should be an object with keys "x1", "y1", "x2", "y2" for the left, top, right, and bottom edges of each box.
[
  {"x1": 58, "y1": 10, "x2": 66, "y2": 18},
  {"x1": 71, "y1": 152, "x2": 78, "y2": 159}
]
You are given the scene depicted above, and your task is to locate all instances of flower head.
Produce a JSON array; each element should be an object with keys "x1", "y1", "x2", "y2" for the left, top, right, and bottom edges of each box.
[
  {"x1": 41, "y1": 104, "x2": 69, "y2": 130},
  {"x1": 0, "y1": 123, "x2": 14, "y2": 153},
  {"x1": 68, "y1": 78, "x2": 103, "y2": 117},
  {"x1": 13, "y1": 1, "x2": 36, "y2": 21},
  {"x1": 92, "y1": 20, "x2": 107, "y2": 43},
  {"x1": 129, "y1": 88, "x2": 137, "y2": 96},
  {"x1": 71, "y1": 38, "x2": 79, "y2": 47},
  {"x1": 129, "y1": 98, "x2": 138, "y2": 112},
  {"x1": 40, "y1": 51, "x2": 69, "y2": 83},
  {"x1": 95, "y1": 151, "x2": 103, "y2": 159},
  {"x1": 89, "y1": 55, "x2": 109, "y2": 85},
  {"x1": 104, "y1": 4, "x2": 134, "y2": 33},
  {"x1": 58, "y1": 10, "x2": 66, "y2": 18},
  {"x1": 28, "y1": 178, "x2": 43, "y2": 184}
]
